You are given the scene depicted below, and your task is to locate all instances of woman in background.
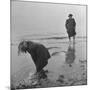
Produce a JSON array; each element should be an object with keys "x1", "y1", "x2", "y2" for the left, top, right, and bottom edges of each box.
[{"x1": 65, "y1": 14, "x2": 76, "y2": 42}]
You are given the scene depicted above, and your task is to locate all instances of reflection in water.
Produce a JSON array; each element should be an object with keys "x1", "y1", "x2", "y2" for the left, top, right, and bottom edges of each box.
[
  {"x1": 14, "y1": 70, "x2": 48, "y2": 89},
  {"x1": 37, "y1": 69, "x2": 48, "y2": 80},
  {"x1": 28, "y1": 69, "x2": 48, "y2": 86},
  {"x1": 65, "y1": 43, "x2": 76, "y2": 67}
]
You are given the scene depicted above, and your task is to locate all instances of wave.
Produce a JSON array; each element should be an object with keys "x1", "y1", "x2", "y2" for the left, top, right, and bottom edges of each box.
[
  {"x1": 39, "y1": 36, "x2": 67, "y2": 40},
  {"x1": 11, "y1": 36, "x2": 86, "y2": 46}
]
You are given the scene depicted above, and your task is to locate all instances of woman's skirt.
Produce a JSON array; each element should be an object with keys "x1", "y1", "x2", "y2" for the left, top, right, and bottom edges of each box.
[{"x1": 67, "y1": 28, "x2": 76, "y2": 37}]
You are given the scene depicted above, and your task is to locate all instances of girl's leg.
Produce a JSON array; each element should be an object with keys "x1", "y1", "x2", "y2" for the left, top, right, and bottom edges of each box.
[
  {"x1": 73, "y1": 36, "x2": 75, "y2": 43},
  {"x1": 69, "y1": 36, "x2": 71, "y2": 42}
]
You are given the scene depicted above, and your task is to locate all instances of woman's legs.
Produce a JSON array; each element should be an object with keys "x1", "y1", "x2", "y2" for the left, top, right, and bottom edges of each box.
[
  {"x1": 69, "y1": 36, "x2": 71, "y2": 42},
  {"x1": 73, "y1": 36, "x2": 75, "y2": 43}
]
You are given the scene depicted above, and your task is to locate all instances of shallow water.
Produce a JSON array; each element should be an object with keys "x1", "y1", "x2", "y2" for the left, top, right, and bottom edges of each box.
[{"x1": 11, "y1": 37, "x2": 87, "y2": 88}]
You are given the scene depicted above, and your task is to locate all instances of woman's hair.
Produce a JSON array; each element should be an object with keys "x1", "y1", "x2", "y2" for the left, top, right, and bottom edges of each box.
[
  {"x1": 18, "y1": 40, "x2": 34, "y2": 55},
  {"x1": 18, "y1": 41, "x2": 28, "y2": 55}
]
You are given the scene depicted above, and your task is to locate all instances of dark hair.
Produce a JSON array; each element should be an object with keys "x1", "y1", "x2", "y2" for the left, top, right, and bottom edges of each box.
[
  {"x1": 18, "y1": 41, "x2": 27, "y2": 55},
  {"x1": 68, "y1": 14, "x2": 73, "y2": 17}
]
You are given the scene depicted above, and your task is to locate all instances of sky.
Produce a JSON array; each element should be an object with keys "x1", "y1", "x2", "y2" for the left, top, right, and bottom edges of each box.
[{"x1": 11, "y1": 1, "x2": 87, "y2": 41}]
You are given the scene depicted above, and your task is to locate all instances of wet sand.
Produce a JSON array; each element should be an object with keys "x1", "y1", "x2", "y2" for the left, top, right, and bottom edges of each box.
[{"x1": 11, "y1": 37, "x2": 87, "y2": 89}]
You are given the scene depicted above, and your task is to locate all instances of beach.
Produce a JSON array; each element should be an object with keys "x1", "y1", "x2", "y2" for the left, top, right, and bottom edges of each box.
[{"x1": 11, "y1": 36, "x2": 87, "y2": 89}]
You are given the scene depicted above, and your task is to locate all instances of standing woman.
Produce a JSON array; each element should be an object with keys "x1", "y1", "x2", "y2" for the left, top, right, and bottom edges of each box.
[{"x1": 65, "y1": 14, "x2": 76, "y2": 42}]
